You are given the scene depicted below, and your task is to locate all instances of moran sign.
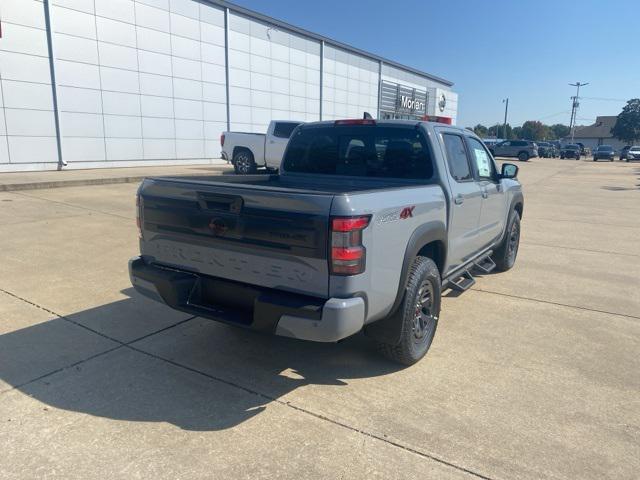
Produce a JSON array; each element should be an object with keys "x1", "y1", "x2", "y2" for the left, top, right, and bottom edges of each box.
[{"x1": 400, "y1": 95, "x2": 425, "y2": 112}]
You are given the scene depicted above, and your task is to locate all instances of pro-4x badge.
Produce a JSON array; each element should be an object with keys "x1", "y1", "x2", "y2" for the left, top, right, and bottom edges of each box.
[{"x1": 400, "y1": 206, "x2": 415, "y2": 219}]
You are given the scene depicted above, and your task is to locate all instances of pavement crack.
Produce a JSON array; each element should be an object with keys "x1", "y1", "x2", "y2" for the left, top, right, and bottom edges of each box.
[
  {"x1": 472, "y1": 288, "x2": 640, "y2": 320},
  {"x1": 520, "y1": 241, "x2": 640, "y2": 258},
  {"x1": 0, "y1": 287, "x2": 196, "y2": 393},
  {"x1": 11, "y1": 191, "x2": 133, "y2": 222},
  {"x1": 126, "y1": 343, "x2": 496, "y2": 480}
]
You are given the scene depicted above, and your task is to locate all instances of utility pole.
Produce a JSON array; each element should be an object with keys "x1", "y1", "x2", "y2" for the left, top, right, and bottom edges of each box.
[
  {"x1": 502, "y1": 98, "x2": 509, "y2": 139},
  {"x1": 569, "y1": 82, "x2": 588, "y2": 143}
]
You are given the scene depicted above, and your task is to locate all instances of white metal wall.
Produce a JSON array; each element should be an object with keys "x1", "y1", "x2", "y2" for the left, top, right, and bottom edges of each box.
[
  {"x1": 0, "y1": 0, "x2": 457, "y2": 172},
  {"x1": 0, "y1": 0, "x2": 59, "y2": 171},
  {"x1": 47, "y1": 0, "x2": 227, "y2": 169},
  {"x1": 322, "y1": 45, "x2": 378, "y2": 121},
  {"x1": 227, "y1": 12, "x2": 321, "y2": 133}
]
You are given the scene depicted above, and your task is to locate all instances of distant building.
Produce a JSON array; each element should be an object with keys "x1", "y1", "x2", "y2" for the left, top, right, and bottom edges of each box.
[{"x1": 565, "y1": 116, "x2": 626, "y2": 150}]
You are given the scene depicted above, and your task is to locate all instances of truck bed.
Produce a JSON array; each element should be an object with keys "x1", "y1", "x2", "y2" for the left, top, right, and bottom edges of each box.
[{"x1": 155, "y1": 173, "x2": 431, "y2": 195}]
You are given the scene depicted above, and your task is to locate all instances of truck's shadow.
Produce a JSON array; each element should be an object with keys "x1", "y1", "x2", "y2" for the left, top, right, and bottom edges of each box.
[{"x1": 1, "y1": 289, "x2": 400, "y2": 431}]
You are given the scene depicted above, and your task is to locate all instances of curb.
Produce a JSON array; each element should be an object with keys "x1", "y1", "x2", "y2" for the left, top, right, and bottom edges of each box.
[{"x1": 0, "y1": 168, "x2": 232, "y2": 192}]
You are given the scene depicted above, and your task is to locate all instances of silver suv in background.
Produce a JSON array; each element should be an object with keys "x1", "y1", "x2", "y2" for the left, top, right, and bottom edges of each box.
[{"x1": 489, "y1": 140, "x2": 538, "y2": 161}]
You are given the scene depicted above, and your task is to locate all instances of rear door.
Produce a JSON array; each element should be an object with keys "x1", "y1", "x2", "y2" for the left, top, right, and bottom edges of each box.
[
  {"x1": 264, "y1": 122, "x2": 301, "y2": 169},
  {"x1": 465, "y1": 136, "x2": 506, "y2": 248},
  {"x1": 439, "y1": 131, "x2": 484, "y2": 271},
  {"x1": 494, "y1": 141, "x2": 510, "y2": 157},
  {"x1": 139, "y1": 179, "x2": 332, "y2": 297}
]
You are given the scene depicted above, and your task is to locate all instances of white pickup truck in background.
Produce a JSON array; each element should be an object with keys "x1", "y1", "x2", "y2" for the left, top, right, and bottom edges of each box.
[{"x1": 220, "y1": 120, "x2": 302, "y2": 174}]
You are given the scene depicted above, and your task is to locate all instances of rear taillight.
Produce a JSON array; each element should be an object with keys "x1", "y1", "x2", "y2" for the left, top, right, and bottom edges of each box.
[
  {"x1": 136, "y1": 193, "x2": 143, "y2": 239},
  {"x1": 330, "y1": 215, "x2": 370, "y2": 275},
  {"x1": 220, "y1": 133, "x2": 225, "y2": 146}
]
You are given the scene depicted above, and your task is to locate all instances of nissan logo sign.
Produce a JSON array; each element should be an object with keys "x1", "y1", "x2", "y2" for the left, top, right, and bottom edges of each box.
[{"x1": 438, "y1": 93, "x2": 446, "y2": 112}]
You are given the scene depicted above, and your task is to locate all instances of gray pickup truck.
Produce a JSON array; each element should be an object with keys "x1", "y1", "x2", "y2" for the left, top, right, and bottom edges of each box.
[{"x1": 130, "y1": 119, "x2": 523, "y2": 365}]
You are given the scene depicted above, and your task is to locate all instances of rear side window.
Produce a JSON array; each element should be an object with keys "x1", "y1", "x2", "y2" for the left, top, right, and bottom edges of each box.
[
  {"x1": 442, "y1": 133, "x2": 472, "y2": 181},
  {"x1": 283, "y1": 126, "x2": 433, "y2": 179},
  {"x1": 273, "y1": 122, "x2": 301, "y2": 138},
  {"x1": 513, "y1": 141, "x2": 527, "y2": 147}
]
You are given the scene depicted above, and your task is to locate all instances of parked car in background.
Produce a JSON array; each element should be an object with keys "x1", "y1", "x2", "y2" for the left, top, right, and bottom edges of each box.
[
  {"x1": 623, "y1": 146, "x2": 640, "y2": 161},
  {"x1": 592, "y1": 145, "x2": 615, "y2": 161},
  {"x1": 576, "y1": 142, "x2": 588, "y2": 156},
  {"x1": 489, "y1": 140, "x2": 538, "y2": 161},
  {"x1": 619, "y1": 145, "x2": 632, "y2": 161},
  {"x1": 559, "y1": 144, "x2": 581, "y2": 159},
  {"x1": 221, "y1": 120, "x2": 302, "y2": 174},
  {"x1": 130, "y1": 119, "x2": 524, "y2": 365},
  {"x1": 482, "y1": 139, "x2": 501, "y2": 150},
  {"x1": 536, "y1": 142, "x2": 556, "y2": 158}
]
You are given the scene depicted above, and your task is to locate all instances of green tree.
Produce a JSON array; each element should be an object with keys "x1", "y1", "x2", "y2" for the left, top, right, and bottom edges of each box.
[
  {"x1": 512, "y1": 126, "x2": 522, "y2": 139},
  {"x1": 487, "y1": 123, "x2": 512, "y2": 139},
  {"x1": 611, "y1": 99, "x2": 640, "y2": 143},
  {"x1": 520, "y1": 120, "x2": 549, "y2": 141},
  {"x1": 472, "y1": 124, "x2": 488, "y2": 137},
  {"x1": 550, "y1": 124, "x2": 570, "y2": 140}
]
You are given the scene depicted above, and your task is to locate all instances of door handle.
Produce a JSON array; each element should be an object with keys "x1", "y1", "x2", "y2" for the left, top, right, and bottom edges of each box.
[
  {"x1": 454, "y1": 195, "x2": 464, "y2": 205},
  {"x1": 269, "y1": 140, "x2": 275, "y2": 144}
]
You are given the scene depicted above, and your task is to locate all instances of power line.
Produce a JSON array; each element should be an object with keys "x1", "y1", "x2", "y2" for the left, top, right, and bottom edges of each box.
[
  {"x1": 580, "y1": 96, "x2": 627, "y2": 102},
  {"x1": 536, "y1": 110, "x2": 571, "y2": 121}
]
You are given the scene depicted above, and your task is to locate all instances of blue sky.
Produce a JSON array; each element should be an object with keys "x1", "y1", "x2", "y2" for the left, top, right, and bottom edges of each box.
[{"x1": 230, "y1": 0, "x2": 639, "y2": 128}]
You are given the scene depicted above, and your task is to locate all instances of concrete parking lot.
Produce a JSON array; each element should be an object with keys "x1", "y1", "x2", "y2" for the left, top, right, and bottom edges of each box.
[{"x1": 1, "y1": 158, "x2": 639, "y2": 479}]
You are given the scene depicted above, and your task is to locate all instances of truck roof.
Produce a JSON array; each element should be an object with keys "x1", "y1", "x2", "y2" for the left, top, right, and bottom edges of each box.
[{"x1": 299, "y1": 119, "x2": 467, "y2": 132}]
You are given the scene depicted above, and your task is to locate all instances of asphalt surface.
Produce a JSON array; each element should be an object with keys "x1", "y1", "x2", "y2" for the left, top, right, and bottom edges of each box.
[{"x1": 1, "y1": 158, "x2": 639, "y2": 479}]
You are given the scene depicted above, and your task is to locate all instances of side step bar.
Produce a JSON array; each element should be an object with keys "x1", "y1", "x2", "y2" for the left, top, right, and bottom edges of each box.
[
  {"x1": 448, "y1": 270, "x2": 475, "y2": 292},
  {"x1": 445, "y1": 251, "x2": 495, "y2": 293},
  {"x1": 474, "y1": 254, "x2": 496, "y2": 274}
]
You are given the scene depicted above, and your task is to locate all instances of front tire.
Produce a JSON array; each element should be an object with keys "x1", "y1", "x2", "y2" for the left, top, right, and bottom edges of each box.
[
  {"x1": 518, "y1": 152, "x2": 529, "y2": 162},
  {"x1": 493, "y1": 210, "x2": 521, "y2": 272},
  {"x1": 375, "y1": 256, "x2": 441, "y2": 366},
  {"x1": 233, "y1": 150, "x2": 257, "y2": 174}
]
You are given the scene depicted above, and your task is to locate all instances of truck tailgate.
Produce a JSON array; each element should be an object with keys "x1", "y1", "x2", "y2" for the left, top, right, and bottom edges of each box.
[{"x1": 138, "y1": 178, "x2": 332, "y2": 298}]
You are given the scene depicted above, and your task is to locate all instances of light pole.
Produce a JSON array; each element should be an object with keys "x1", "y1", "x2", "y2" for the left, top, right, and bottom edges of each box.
[
  {"x1": 502, "y1": 98, "x2": 509, "y2": 139},
  {"x1": 569, "y1": 82, "x2": 588, "y2": 143}
]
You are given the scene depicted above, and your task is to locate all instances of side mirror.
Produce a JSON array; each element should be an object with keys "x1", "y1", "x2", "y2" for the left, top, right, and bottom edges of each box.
[{"x1": 501, "y1": 163, "x2": 518, "y2": 179}]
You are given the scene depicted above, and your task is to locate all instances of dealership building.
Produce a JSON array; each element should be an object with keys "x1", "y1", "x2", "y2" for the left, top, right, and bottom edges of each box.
[{"x1": 0, "y1": 0, "x2": 458, "y2": 172}]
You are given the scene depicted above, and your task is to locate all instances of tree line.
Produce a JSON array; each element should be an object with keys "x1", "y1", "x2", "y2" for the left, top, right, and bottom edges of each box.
[
  {"x1": 467, "y1": 122, "x2": 569, "y2": 141},
  {"x1": 468, "y1": 98, "x2": 640, "y2": 143}
]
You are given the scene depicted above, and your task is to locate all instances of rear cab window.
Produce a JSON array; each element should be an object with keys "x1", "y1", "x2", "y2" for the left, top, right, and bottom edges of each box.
[
  {"x1": 282, "y1": 124, "x2": 434, "y2": 180},
  {"x1": 273, "y1": 122, "x2": 302, "y2": 138},
  {"x1": 441, "y1": 133, "x2": 472, "y2": 182}
]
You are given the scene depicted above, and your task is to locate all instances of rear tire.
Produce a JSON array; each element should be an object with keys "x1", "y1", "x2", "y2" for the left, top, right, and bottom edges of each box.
[
  {"x1": 493, "y1": 210, "x2": 521, "y2": 272},
  {"x1": 518, "y1": 152, "x2": 529, "y2": 162},
  {"x1": 233, "y1": 150, "x2": 257, "y2": 174},
  {"x1": 375, "y1": 256, "x2": 441, "y2": 366}
]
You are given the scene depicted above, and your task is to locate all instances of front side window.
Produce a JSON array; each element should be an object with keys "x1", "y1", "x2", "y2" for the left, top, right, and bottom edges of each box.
[
  {"x1": 283, "y1": 126, "x2": 433, "y2": 179},
  {"x1": 273, "y1": 122, "x2": 301, "y2": 139},
  {"x1": 442, "y1": 133, "x2": 472, "y2": 182},
  {"x1": 467, "y1": 137, "x2": 496, "y2": 179}
]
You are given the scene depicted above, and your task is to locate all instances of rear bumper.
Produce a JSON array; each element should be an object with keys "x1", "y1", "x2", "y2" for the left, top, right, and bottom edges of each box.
[{"x1": 129, "y1": 256, "x2": 365, "y2": 342}]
